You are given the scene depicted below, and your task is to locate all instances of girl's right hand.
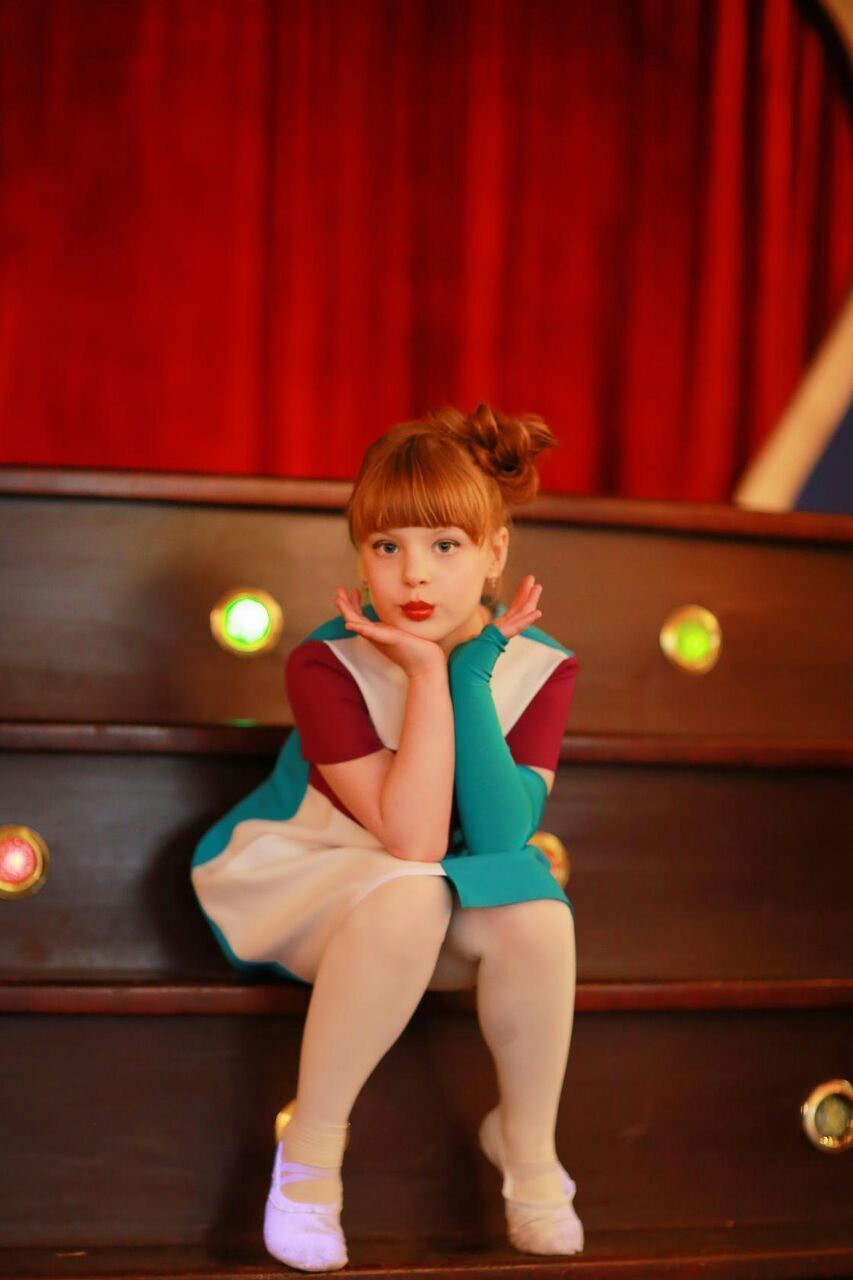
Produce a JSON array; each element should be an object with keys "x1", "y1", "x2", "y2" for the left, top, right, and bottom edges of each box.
[{"x1": 335, "y1": 586, "x2": 446, "y2": 677}]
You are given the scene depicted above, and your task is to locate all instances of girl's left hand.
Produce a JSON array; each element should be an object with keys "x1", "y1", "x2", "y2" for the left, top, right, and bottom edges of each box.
[{"x1": 491, "y1": 574, "x2": 543, "y2": 640}]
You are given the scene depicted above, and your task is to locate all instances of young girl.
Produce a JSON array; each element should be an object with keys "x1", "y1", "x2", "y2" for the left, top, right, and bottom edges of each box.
[{"x1": 190, "y1": 404, "x2": 583, "y2": 1271}]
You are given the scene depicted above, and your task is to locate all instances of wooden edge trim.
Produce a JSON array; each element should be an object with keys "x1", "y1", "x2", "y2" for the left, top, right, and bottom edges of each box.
[
  {"x1": 0, "y1": 722, "x2": 851, "y2": 766},
  {"x1": 2, "y1": 466, "x2": 852, "y2": 544},
  {"x1": 6, "y1": 1236, "x2": 853, "y2": 1275},
  {"x1": 2, "y1": 977, "x2": 852, "y2": 1015}
]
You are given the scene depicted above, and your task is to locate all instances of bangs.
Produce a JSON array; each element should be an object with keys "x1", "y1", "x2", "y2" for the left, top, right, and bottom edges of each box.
[{"x1": 347, "y1": 433, "x2": 496, "y2": 547}]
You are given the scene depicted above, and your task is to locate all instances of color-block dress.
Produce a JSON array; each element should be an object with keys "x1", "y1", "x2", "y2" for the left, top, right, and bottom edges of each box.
[{"x1": 190, "y1": 604, "x2": 579, "y2": 986}]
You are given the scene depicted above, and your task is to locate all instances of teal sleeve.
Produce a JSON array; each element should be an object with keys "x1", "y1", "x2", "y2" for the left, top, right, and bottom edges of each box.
[{"x1": 447, "y1": 623, "x2": 548, "y2": 854}]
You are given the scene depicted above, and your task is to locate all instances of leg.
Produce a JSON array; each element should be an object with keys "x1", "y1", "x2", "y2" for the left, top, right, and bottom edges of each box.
[
  {"x1": 428, "y1": 899, "x2": 578, "y2": 1158},
  {"x1": 445, "y1": 897, "x2": 578, "y2": 1208},
  {"x1": 426, "y1": 901, "x2": 481, "y2": 991},
  {"x1": 282, "y1": 875, "x2": 454, "y2": 1201},
  {"x1": 472, "y1": 899, "x2": 585, "y2": 1253},
  {"x1": 475, "y1": 900, "x2": 577, "y2": 1164}
]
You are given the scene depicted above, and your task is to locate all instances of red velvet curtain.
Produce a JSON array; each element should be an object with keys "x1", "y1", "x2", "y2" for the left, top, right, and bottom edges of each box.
[{"x1": 1, "y1": 0, "x2": 851, "y2": 500}]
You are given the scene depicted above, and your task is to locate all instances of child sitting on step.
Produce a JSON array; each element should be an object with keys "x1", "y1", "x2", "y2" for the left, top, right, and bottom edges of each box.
[{"x1": 190, "y1": 403, "x2": 584, "y2": 1271}]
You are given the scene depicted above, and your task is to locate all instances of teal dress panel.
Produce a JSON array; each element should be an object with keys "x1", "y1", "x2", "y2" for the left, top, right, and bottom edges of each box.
[{"x1": 190, "y1": 604, "x2": 574, "y2": 982}]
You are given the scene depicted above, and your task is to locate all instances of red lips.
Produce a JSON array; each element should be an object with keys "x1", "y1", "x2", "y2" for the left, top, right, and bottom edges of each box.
[{"x1": 402, "y1": 602, "x2": 435, "y2": 619}]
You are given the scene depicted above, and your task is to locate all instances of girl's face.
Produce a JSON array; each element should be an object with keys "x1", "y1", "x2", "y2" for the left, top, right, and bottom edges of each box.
[{"x1": 357, "y1": 524, "x2": 509, "y2": 654}]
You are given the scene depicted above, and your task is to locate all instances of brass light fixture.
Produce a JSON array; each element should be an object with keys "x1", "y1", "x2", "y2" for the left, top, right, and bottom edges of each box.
[
  {"x1": 0, "y1": 826, "x2": 50, "y2": 899},
  {"x1": 659, "y1": 604, "x2": 722, "y2": 674},
  {"x1": 529, "y1": 831, "x2": 571, "y2": 888},
  {"x1": 801, "y1": 1079, "x2": 853, "y2": 1153}
]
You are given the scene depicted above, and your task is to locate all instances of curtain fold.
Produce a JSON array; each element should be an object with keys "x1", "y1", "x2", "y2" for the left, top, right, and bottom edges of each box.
[{"x1": 0, "y1": 0, "x2": 850, "y2": 501}]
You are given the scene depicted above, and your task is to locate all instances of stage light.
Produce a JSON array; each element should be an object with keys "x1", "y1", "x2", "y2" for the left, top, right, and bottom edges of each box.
[
  {"x1": 659, "y1": 605, "x2": 722, "y2": 674},
  {"x1": 210, "y1": 587, "x2": 284, "y2": 655},
  {"x1": 0, "y1": 826, "x2": 49, "y2": 898}
]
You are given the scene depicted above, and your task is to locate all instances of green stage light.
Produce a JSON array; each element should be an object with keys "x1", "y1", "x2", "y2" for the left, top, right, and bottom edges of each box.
[
  {"x1": 225, "y1": 596, "x2": 272, "y2": 647},
  {"x1": 676, "y1": 618, "x2": 712, "y2": 662},
  {"x1": 659, "y1": 605, "x2": 721, "y2": 674},
  {"x1": 210, "y1": 587, "x2": 284, "y2": 656}
]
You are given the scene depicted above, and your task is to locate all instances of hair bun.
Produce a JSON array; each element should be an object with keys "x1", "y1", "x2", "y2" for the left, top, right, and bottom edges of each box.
[{"x1": 457, "y1": 402, "x2": 559, "y2": 504}]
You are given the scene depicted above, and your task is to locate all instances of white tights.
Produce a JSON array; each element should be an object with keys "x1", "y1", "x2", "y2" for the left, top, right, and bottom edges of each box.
[{"x1": 280, "y1": 875, "x2": 577, "y2": 1208}]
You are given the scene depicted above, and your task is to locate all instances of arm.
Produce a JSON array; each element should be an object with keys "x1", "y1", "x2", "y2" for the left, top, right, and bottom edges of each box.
[
  {"x1": 380, "y1": 660, "x2": 455, "y2": 862},
  {"x1": 287, "y1": 641, "x2": 454, "y2": 863},
  {"x1": 447, "y1": 623, "x2": 548, "y2": 855}
]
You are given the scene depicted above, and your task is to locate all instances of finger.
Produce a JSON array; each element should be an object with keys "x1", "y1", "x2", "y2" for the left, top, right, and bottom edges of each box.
[
  {"x1": 518, "y1": 574, "x2": 538, "y2": 610},
  {"x1": 337, "y1": 586, "x2": 361, "y2": 620},
  {"x1": 506, "y1": 578, "x2": 538, "y2": 619},
  {"x1": 514, "y1": 573, "x2": 534, "y2": 602},
  {"x1": 338, "y1": 590, "x2": 359, "y2": 622},
  {"x1": 518, "y1": 586, "x2": 542, "y2": 618},
  {"x1": 343, "y1": 603, "x2": 380, "y2": 631}
]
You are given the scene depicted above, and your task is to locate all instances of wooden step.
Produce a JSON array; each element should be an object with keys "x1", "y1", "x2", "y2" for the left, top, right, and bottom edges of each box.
[
  {"x1": 3, "y1": 1222, "x2": 853, "y2": 1279},
  {"x1": 3, "y1": 740, "x2": 852, "y2": 988},
  {"x1": 3, "y1": 1007, "x2": 850, "y2": 1252}
]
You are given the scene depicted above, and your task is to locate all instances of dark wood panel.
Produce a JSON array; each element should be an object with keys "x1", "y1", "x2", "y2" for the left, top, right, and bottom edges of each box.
[
  {"x1": 1, "y1": 499, "x2": 346, "y2": 725},
  {"x1": 1, "y1": 753, "x2": 850, "y2": 984},
  {"x1": 562, "y1": 761, "x2": 853, "y2": 983},
  {"x1": 512, "y1": 521, "x2": 852, "y2": 740},
  {"x1": 1, "y1": 1009, "x2": 849, "y2": 1249},
  {"x1": 2, "y1": 495, "x2": 852, "y2": 736}
]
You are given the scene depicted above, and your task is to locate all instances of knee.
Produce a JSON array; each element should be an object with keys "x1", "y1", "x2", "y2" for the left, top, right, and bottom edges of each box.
[
  {"x1": 345, "y1": 875, "x2": 453, "y2": 961},
  {"x1": 482, "y1": 898, "x2": 575, "y2": 958}
]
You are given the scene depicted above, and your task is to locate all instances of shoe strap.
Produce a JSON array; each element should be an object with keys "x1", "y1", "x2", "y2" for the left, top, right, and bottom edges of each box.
[
  {"x1": 275, "y1": 1147, "x2": 344, "y2": 1213},
  {"x1": 504, "y1": 1163, "x2": 576, "y2": 1204}
]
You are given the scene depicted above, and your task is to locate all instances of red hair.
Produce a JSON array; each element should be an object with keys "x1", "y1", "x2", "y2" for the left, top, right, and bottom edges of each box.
[
  {"x1": 346, "y1": 403, "x2": 558, "y2": 545},
  {"x1": 345, "y1": 403, "x2": 560, "y2": 608}
]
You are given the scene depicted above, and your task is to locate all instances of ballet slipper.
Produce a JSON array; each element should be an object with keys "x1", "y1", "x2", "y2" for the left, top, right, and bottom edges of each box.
[
  {"x1": 478, "y1": 1105, "x2": 585, "y2": 1256},
  {"x1": 263, "y1": 1140, "x2": 348, "y2": 1272}
]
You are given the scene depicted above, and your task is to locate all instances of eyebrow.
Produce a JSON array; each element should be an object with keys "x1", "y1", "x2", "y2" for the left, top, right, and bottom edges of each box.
[{"x1": 373, "y1": 527, "x2": 459, "y2": 537}]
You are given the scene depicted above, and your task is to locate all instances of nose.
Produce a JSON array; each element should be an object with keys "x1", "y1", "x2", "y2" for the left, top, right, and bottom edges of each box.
[{"x1": 402, "y1": 555, "x2": 430, "y2": 586}]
